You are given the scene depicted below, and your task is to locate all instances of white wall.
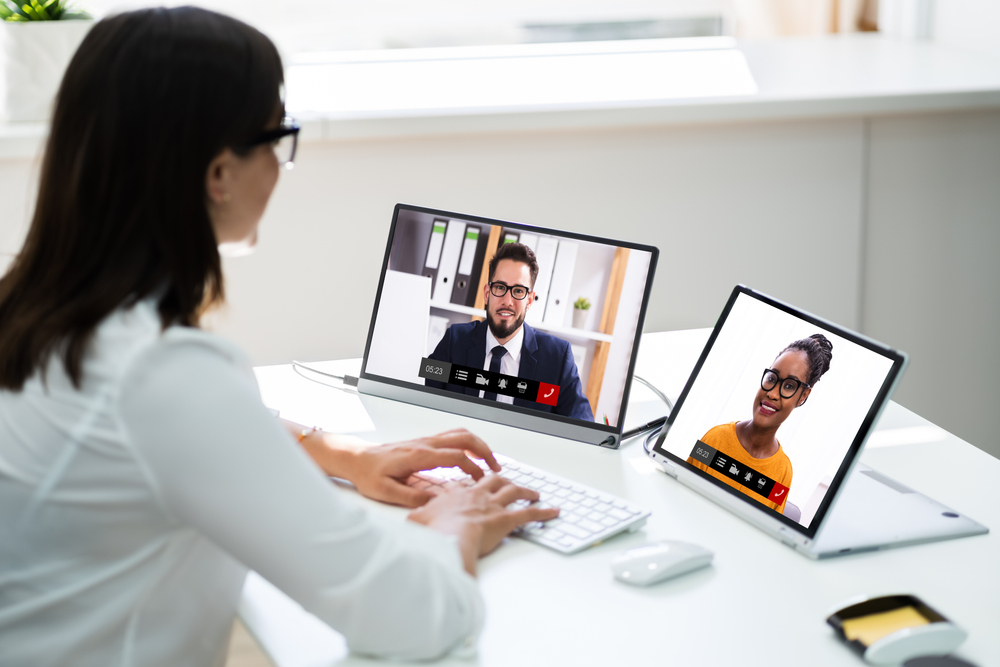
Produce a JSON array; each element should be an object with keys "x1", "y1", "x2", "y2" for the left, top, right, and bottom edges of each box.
[
  {"x1": 932, "y1": 0, "x2": 1000, "y2": 60},
  {"x1": 863, "y1": 110, "x2": 1000, "y2": 464}
]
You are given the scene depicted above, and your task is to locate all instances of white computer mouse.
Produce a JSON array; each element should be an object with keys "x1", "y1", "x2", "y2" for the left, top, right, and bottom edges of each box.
[{"x1": 611, "y1": 540, "x2": 714, "y2": 586}]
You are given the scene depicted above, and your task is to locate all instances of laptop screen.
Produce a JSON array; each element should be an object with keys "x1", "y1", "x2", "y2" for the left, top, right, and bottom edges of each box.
[
  {"x1": 652, "y1": 287, "x2": 906, "y2": 538},
  {"x1": 360, "y1": 204, "x2": 658, "y2": 447}
]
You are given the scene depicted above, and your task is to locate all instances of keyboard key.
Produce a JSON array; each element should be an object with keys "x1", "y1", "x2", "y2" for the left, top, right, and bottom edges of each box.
[
  {"x1": 562, "y1": 524, "x2": 591, "y2": 539},
  {"x1": 600, "y1": 516, "x2": 618, "y2": 527},
  {"x1": 581, "y1": 498, "x2": 598, "y2": 508},
  {"x1": 569, "y1": 493, "x2": 585, "y2": 502},
  {"x1": 579, "y1": 519, "x2": 604, "y2": 533},
  {"x1": 608, "y1": 508, "x2": 631, "y2": 521}
]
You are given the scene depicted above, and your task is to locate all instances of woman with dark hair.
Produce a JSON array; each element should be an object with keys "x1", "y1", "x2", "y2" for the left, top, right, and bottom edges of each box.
[
  {"x1": 687, "y1": 334, "x2": 833, "y2": 514},
  {"x1": 0, "y1": 8, "x2": 555, "y2": 665}
]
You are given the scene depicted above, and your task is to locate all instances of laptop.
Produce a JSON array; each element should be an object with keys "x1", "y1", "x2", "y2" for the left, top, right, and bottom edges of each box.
[
  {"x1": 358, "y1": 203, "x2": 658, "y2": 449},
  {"x1": 648, "y1": 286, "x2": 988, "y2": 558}
]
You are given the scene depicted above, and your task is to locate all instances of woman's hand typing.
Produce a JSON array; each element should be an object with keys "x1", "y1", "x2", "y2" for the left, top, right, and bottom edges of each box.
[{"x1": 407, "y1": 475, "x2": 559, "y2": 576}]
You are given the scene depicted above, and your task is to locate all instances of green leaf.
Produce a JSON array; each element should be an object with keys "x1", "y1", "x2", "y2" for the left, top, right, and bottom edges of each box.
[
  {"x1": 20, "y1": 3, "x2": 39, "y2": 19},
  {"x1": 41, "y1": 0, "x2": 60, "y2": 19},
  {"x1": 30, "y1": 0, "x2": 52, "y2": 21}
]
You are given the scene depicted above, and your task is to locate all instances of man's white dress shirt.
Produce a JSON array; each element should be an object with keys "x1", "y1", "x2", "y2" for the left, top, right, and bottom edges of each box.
[
  {"x1": 480, "y1": 325, "x2": 524, "y2": 404},
  {"x1": 0, "y1": 299, "x2": 482, "y2": 667}
]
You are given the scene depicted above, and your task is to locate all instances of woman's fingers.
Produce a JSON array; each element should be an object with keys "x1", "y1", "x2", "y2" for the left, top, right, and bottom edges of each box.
[
  {"x1": 426, "y1": 429, "x2": 501, "y2": 472},
  {"x1": 412, "y1": 448, "x2": 486, "y2": 480},
  {"x1": 474, "y1": 474, "x2": 511, "y2": 494},
  {"x1": 491, "y1": 481, "x2": 540, "y2": 506},
  {"x1": 508, "y1": 504, "x2": 560, "y2": 528},
  {"x1": 375, "y1": 479, "x2": 434, "y2": 508}
]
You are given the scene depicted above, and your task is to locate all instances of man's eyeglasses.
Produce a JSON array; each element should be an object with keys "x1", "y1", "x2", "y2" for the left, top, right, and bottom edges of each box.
[
  {"x1": 761, "y1": 368, "x2": 811, "y2": 399},
  {"x1": 489, "y1": 282, "x2": 531, "y2": 300},
  {"x1": 241, "y1": 116, "x2": 300, "y2": 169}
]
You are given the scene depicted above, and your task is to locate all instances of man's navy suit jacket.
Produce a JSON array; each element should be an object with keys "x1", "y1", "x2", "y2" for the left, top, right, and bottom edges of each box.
[{"x1": 425, "y1": 320, "x2": 594, "y2": 421}]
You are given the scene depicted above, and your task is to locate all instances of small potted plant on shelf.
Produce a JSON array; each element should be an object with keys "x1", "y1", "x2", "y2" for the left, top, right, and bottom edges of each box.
[
  {"x1": 572, "y1": 296, "x2": 591, "y2": 329},
  {"x1": 1, "y1": 0, "x2": 93, "y2": 122}
]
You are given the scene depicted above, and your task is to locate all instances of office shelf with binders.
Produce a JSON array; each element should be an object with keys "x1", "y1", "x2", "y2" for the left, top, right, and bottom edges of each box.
[{"x1": 428, "y1": 300, "x2": 613, "y2": 343}]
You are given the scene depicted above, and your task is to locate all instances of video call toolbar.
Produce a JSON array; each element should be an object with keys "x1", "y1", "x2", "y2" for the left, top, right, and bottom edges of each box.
[
  {"x1": 689, "y1": 440, "x2": 789, "y2": 504},
  {"x1": 419, "y1": 357, "x2": 561, "y2": 406}
]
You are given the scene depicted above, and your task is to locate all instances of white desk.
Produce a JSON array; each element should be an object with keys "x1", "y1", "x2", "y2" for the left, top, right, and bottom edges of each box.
[{"x1": 246, "y1": 328, "x2": 998, "y2": 666}]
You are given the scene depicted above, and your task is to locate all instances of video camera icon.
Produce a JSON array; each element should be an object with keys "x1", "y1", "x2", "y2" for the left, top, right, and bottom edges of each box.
[{"x1": 475, "y1": 374, "x2": 489, "y2": 387}]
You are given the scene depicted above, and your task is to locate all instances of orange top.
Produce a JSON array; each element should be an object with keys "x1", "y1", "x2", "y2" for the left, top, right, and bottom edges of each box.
[{"x1": 687, "y1": 422, "x2": 793, "y2": 513}]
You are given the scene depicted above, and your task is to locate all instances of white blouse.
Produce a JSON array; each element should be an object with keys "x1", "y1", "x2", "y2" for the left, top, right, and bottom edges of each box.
[{"x1": 0, "y1": 299, "x2": 483, "y2": 667}]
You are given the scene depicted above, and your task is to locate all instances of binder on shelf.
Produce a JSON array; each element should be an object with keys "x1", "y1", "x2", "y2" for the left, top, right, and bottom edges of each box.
[
  {"x1": 432, "y1": 220, "x2": 467, "y2": 303},
  {"x1": 526, "y1": 236, "x2": 558, "y2": 325},
  {"x1": 518, "y1": 232, "x2": 539, "y2": 251},
  {"x1": 543, "y1": 239, "x2": 579, "y2": 327},
  {"x1": 500, "y1": 229, "x2": 519, "y2": 248},
  {"x1": 422, "y1": 218, "x2": 448, "y2": 286},
  {"x1": 452, "y1": 226, "x2": 490, "y2": 307}
]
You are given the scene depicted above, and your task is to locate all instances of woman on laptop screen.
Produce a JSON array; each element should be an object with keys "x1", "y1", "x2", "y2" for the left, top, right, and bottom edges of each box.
[
  {"x1": 687, "y1": 334, "x2": 833, "y2": 514},
  {"x1": 0, "y1": 8, "x2": 555, "y2": 666}
]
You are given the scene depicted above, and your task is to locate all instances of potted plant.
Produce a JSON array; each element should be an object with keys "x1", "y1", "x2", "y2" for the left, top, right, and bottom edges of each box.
[
  {"x1": 1, "y1": 0, "x2": 93, "y2": 121},
  {"x1": 572, "y1": 296, "x2": 591, "y2": 329}
]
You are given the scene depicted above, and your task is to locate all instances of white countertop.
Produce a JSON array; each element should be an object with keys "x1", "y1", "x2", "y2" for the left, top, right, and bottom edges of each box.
[{"x1": 3, "y1": 34, "x2": 1000, "y2": 159}]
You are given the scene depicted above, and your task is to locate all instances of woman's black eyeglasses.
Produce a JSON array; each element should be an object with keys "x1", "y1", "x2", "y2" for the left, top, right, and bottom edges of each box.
[
  {"x1": 761, "y1": 368, "x2": 810, "y2": 399},
  {"x1": 241, "y1": 116, "x2": 300, "y2": 169},
  {"x1": 489, "y1": 282, "x2": 531, "y2": 300}
]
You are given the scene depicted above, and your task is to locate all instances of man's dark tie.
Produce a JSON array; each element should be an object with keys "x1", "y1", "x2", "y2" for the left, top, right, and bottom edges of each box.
[{"x1": 483, "y1": 345, "x2": 507, "y2": 401}]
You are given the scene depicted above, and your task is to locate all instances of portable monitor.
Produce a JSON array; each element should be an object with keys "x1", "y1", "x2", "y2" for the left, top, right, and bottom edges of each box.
[
  {"x1": 359, "y1": 204, "x2": 658, "y2": 448},
  {"x1": 649, "y1": 286, "x2": 987, "y2": 557}
]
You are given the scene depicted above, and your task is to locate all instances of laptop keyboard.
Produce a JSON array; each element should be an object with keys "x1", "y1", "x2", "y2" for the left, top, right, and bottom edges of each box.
[{"x1": 408, "y1": 452, "x2": 650, "y2": 554}]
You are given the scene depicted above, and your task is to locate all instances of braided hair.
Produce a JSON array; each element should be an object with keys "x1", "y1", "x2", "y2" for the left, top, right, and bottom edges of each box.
[{"x1": 780, "y1": 334, "x2": 833, "y2": 386}]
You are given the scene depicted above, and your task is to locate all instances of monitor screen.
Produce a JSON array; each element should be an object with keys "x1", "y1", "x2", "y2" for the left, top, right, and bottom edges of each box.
[
  {"x1": 360, "y1": 204, "x2": 658, "y2": 447},
  {"x1": 652, "y1": 287, "x2": 905, "y2": 536}
]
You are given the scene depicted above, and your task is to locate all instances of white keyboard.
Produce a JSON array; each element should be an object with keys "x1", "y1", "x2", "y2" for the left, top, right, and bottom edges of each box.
[{"x1": 408, "y1": 453, "x2": 650, "y2": 555}]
